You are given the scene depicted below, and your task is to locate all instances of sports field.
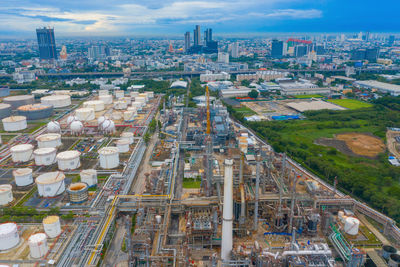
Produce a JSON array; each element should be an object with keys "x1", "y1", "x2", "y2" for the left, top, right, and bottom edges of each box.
[
  {"x1": 293, "y1": 94, "x2": 323, "y2": 99},
  {"x1": 328, "y1": 99, "x2": 373, "y2": 109}
]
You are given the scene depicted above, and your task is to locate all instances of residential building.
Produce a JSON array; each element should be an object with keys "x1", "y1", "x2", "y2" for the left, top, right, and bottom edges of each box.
[
  {"x1": 231, "y1": 42, "x2": 239, "y2": 58},
  {"x1": 271, "y1": 40, "x2": 284, "y2": 58},
  {"x1": 218, "y1": 52, "x2": 229, "y2": 64}
]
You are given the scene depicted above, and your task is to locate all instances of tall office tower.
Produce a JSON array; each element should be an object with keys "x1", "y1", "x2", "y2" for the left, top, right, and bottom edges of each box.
[
  {"x1": 36, "y1": 27, "x2": 57, "y2": 60},
  {"x1": 295, "y1": 45, "x2": 308, "y2": 57},
  {"x1": 231, "y1": 42, "x2": 239, "y2": 58},
  {"x1": 88, "y1": 45, "x2": 110, "y2": 61},
  {"x1": 388, "y1": 35, "x2": 395, "y2": 46},
  {"x1": 365, "y1": 48, "x2": 379, "y2": 62},
  {"x1": 184, "y1": 31, "x2": 191, "y2": 52},
  {"x1": 204, "y1": 28, "x2": 212, "y2": 43},
  {"x1": 364, "y1": 31, "x2": 370, "y2": 42},
  {"x1": 271, "y1": 40, "x2": 284, "y2": 58},
  {"x1": 194, "y1": 25, "x2": 201, "y2": 46}
]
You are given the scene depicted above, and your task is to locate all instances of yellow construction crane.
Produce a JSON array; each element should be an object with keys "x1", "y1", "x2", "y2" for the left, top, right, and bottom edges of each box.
[{"x1": 206, "y1": 85, "x2": 211, "y2": 135}]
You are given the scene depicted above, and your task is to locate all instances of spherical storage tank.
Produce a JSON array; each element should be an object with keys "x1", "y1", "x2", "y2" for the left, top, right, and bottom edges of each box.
[
  {"x1": 10, "y1": 144, "x2": 33, "y2": 163},
  {"x1": 17, "y1": 104, "x2": 53, "y2": 120},
  {"x1": 75, "y1": 108, "x2": 95, "y2": 121},
  {"x1": 344, "y1": 217, "x2": 360, "y2": 235},
  {"x1": 80, "y1": 169, "x2": 97, "y2": 187},
  {"x1": 83, "y1": 100, "x2": 105, "y2": 112},
  {"x1": 56, "y1": 150, "x2": 81, "y2": 170},
  {"x1": 0, "y1": 184, "x2": 13, "y2": 206},
  {"x1": 43, "y1": 216, "x2": 61, "y2": 238},
  {"x1": 97, "y1": 116, "x2": 107, "y2": 126},
  {"x1": 66, "y1": 115, "x2": 79, "y2": 125},
  {"x1": 98, "y1": 147, "x2": 119, "y2": 169},
  {"x1": 34, "y1": 147, "x2": 57, "y2": 166},
  {"x1": 28, "y1": 233, "x2": 48, "y2": 258},
  {"x1": 2, "y1": 116, "x2": 27, "y2": 131},
  {"x1": 100, "y1": 119, "x2": 115, "y2": 134},
  {"x1": 47, "y1": 121, "x2": 60, "y2": 133},
  {"x1": 0, "y1": 104, "x2": 11, "y2": 120},
  {"x1": 99, "y1": 94, "x2": 113, "y2": 104},
  {"x1": 116, "y1": 139, "x2": 130, "y2": 153},
  {"x1": 0, "y1": 223, "x2": 19, "y2": 250},
  {"x1": 70, "y1": 120, "x2": 84, "y2": 135},
  {"x1": 41, "y1": 95, "x2": 71, "y2": 108},
  {"x1": 3, "y1": 95, "x2": 34, "y2": 110},
  {"x1": 36, "y1": 171, "x2": 65, "y2": 197},
  {"x1": 67, "y1": 182, "x2": 88, "y2": 204},
  {"x1": 121, "y1": 132, "x2": 134, "y2": 144},
  {"x1": 36, "y1": 133, "x2": 62, "y2": 148},
  {"x1": 13, "y1": 168, "x2": 33, "y2": 187}
]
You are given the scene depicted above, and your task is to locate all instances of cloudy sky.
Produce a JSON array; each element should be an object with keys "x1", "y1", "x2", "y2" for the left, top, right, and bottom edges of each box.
[{"x1": 0, "y1": 0, "x2": 398, "y2": 37}]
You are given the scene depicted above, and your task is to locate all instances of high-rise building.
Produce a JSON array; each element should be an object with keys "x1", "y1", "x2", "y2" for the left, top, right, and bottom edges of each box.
[
  {"x1": 204, "y1": 28, "x2": 212, "y2": 43},
  {"x1": 218, "y1": 52, "x2": 229, "y2": 64},
  {"x1": 271, "y1": 40, "x2": 283, "y2": 58},
  {"x1": 36, "y1": 27, "x2": 57, "y2": 60},
  {"x1": 88, "y1": 45, "x2": 111, "y2": 61},
  {"x1": 231, "y1": 42, "x2": 239, "y2": 58},
  {"x1": 194, "y1": 25, "x2": 201, "y2": 46},
  {"x1": 365, "y1": 48, "x2": 379, "y2": 62},
  {"x1": 388, "y1": 35, "x2": 395, "y2": 46},
  {"x1": 184, "y1": 32, "x2": 191, "y2": 52},
  {"x1": 295, "y1": 45, "x2": 308, "y2": 57}
]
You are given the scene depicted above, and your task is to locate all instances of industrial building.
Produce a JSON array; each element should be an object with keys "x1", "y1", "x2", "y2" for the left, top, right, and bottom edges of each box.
[{"x1": 354, "y1": 80, "x2": 400, "y2": 96}]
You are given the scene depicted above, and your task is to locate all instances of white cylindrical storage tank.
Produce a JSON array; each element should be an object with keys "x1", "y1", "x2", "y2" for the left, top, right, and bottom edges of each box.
[
  {"x1": 120, "y1": 96, "x2": 131, "y2": 105},
  {"x1": 111, "y1": 112, "x2": 122, "y2": 120},
  {"x1": 43, "y1": 216, "x2": 61, "y2": 238},
  {"x1": 36, "y1": 133, "x2": 62, "y2": 148},
  {"x1": 36, "y1": 171, "x2": 65, "y2": 197},
  {"x1": 70, "y1": 120, "x2": 84, "y2": 135},
  {"x1": 155, "y1": 215, "x2": 162, "y2": 224},
  {"x1": 130, "y1": 91, "x2": 139, "y2": 98},
  {"x1": 115, "y1": 90, "x2": 124, "y2": 99},
  {"x1": 41, "y1": 95, "x2": 71, "y2": 108},
  {"x1": 28, "y1": 233, "x2": 48, "y2": 258},
  {"x1": 2, "y1": 116, "x2": 27, "y2": 131},
  {"x1": 135, "y1": 96, "x2": 146, "y2": 103},
  {"x1": 344, "y1": 217, "x2": 360, "y2": 236},
  {"x1": 127, "y1": 106, "x2": 137, "y2": 112},
  {"x1": 138, "y1": 93, "x2": 148, "y2": 102},
  {"x1": 146, "y1": 91, "x2": 154, "y2": 99},
  {"x1": 98, "y1": 147, "x2": 119, "y2": 169},
  {"x1": 0, "y1": 184, "x2": 13, "y2": 206},
  {"x1": 13, "y1": 168, "x2": 33, "y2": 186},
  {"x1": 116, "y1": 139, "x2": 130, "y2": 153},
  {"x1": 56, "y1": 151, "x2": 81, "y2": 171},
  {"x1": 131, "y1": 102, "x2": 143, "y2": 110},
  {"x1": 80, "y1": 169, "x2": 97, "y2": 187},
  {"x1": 47, "y1": 121, "x2": 60, "y2": 133},
  {"x1": 114, "y1": 101, "x2": 128, "y2": 110},
  {"x1": 101, "y1": 119, "x2": 115, "y2": 134},
  {"x1": 34, "y1": 147, "x2": 57, "y2": 166},
  {"x1": 123, "y1": 110, "x2": 136, "y2": 122},
  {"x1": 99, "y1": 89, "x2": 109, "y2": 96},
  {"x1": 121, "y1": 132, "x2": 134, "y2": 144},
  {"x1": 3, "y1": 95, "x2": 34, "y2": 110},
  {"x1": 75, "y1": 107, "x2": 95, "y2": 121},
  {"x1": 99, "y1": 94, "x2": 113, "y2": 104},
  {"x1": 83, "y1": 100, "x2": 105, "y2": 112},
  {"x1": 0, "y1": 223, "x2": 19, "y2": 250},
  {"x1": 67, "y1": 182, "x2": 88, "y2": 204},
  {"x1": 10, "y1": 144, "x2": 33, "y2": 163}
]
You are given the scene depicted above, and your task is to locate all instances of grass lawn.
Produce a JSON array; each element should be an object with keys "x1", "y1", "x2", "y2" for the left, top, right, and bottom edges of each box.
[
  {"x1": 328, "y1": 99, "x2": 373, "y2": 109},
  {"x1": 183, "y1": 178, "x2": 201, "y2": 189},
  {"x1": 233, "y1": 105, "x2": 256, "y2": 116},
  {"x1": 293, "y1": 94, "x2": 324, "y2": 99}
]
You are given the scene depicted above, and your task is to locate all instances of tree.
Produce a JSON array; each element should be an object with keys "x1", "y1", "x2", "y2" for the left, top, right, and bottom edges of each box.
[
  {"x1": 248, "y1": 89, "x2": 259, "y2": 99},
  {"x1": 143, "y1": 133, "x2": 150, "y2": 144},
  {"x1": 241, "y1": 79, "x2": 251, "y2": 87}
]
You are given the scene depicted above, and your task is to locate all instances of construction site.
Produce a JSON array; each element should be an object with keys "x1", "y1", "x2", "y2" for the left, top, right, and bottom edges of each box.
[{"x1": 0, "y1": 84, "x2": 399, "y2": 267}]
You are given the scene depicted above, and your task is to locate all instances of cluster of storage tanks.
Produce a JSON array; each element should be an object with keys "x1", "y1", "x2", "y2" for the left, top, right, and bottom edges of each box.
[
  {"x1": 338, "y1": 210, "x2": 360, "y2": 236},
  {"x1": 0, "y1": 215, "x2": 62, "y2": 258}
]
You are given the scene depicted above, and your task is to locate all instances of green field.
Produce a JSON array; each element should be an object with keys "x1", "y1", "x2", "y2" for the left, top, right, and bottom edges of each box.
[
  {"x1": 233, "y1": 105, "x2": 256, "y2": 116},
  {"x1": 328, "y1": 99, "x2": 373, "y2": 109},
  {"x1": 183, "y1": 178, "x2": 201, "y2": 189},
  {"x1": 293, "y1": 94, "x2": 324, "y2": 99},
  {"x1": 230, "y1": 96, "x2": 400, "y2": 222}
]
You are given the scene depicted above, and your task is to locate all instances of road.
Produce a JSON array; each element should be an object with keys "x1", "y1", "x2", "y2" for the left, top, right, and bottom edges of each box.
[{"x1": 102, "y1": 218, "x2": 128, "y2": 267}]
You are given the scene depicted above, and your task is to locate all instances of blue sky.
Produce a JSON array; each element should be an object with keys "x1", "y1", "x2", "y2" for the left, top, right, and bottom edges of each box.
[{"x1": 0, "y1": 0, "x2": 398, "y2": 37}]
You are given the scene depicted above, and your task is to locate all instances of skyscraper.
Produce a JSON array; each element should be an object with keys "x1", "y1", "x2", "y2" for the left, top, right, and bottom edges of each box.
[
  {"x1": 271, "y1": 40, "x2": 284, "y2": 58},
  {"x1": 205, "y1": 28, "x2": 212, "y2": 43},
  {"x1": 184, "y1": 32, "x2": 191, "y2": 52},
  {"x1": 388, "y1": 35, "x2": 395, "y2": 46},
  {"x1": 194, "y1": 25, "x2": 201, "y2": 46},
  {"x1": 36, "y1": 27, "x2": 57, "y2": 60},
  {"x1": 231, "y1": 42, "x2": 239, "y2": 58}
]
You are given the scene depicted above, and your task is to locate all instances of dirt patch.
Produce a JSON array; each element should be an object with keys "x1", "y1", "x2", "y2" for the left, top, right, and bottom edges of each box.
[{"x1": 315, "y1": 133, "x2": 385, "y2": 158}]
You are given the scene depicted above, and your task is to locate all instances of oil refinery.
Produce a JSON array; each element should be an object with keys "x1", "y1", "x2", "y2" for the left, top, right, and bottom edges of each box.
[{"x1": 0, "y1": 84, "x2": 398, "y2": 267}]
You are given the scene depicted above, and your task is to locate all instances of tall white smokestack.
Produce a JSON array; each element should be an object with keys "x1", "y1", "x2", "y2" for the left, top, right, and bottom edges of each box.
[{"x1": 221, "y1": 159, "x2": 233, "y2": 261}]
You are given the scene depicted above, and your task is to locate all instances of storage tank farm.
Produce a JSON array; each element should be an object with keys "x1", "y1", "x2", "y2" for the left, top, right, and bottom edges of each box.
[
  {"x1": 13, "y1": 168, "x2": 33, "y2": 187},
  {"x1": 17, "y1": 104, "x2": 53, "y2": 120},
  {"x1": 2, "y1": 116, "x2": 27, "y2": 131},
  {"x1": 0, "y1": 223, "x2": 19, "y2": 250},
  {"x1": 43, "y1": 216, "x2": 61, "y2": 238},
  {"x1": 3, "y1": 95, "x2": 34, "y2": 109},
  {"x1": 41, "y1": 95, "x2": 71, "y2": 108}
]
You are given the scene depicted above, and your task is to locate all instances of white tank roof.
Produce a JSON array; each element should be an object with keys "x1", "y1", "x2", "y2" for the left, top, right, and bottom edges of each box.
[
  {"x1": 56, "y1": 150, "x2": 81, "y2": 160},
  {"x1": 2, "y1": 116, "x2": 26, "y2": 123},
  {"x1": 81, "y1": 169, "x2": 96, "y2": 175},
  {"x1": 34, "y1": 147, "x2": 57, "y2": 155},
  {"x1": 41, "y1": 95, "x2": 70, "y2": 101},
  {"x1": 0, "y1": 184, "x2": 12, "y2": 193},
  {"x1": 98, "y1": 147, "x2": 119, "y2": 155},
  {"x1": 36, "y1": 171, "x2": 65, "y2": 185},
  {"x1": 13, "y1": 168, "x2": 32, "y2": 176},
  {"x1": 0, "y1": 223, "x2": 17, "y2": 235},
  {"x1": 29, "y1": 233, "x2": 47, "y2": 243},
  {"x1": 43, "y1": 215, "x2": 60, "y2": 225},
  {"x1": 10, "y1": 144, "x2": 34, "y2": 152},
  {"x1": 121, "y1": 132, "x2": 134, "y2": 137},
  {"x1": 116, "y1": 139, "x2": 130, "y2": 145},
  {"x1": 36, "y1": 133, "x2": 61, "y2": 142}
]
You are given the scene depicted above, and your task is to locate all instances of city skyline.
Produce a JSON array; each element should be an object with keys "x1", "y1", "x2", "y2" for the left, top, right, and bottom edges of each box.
[{"x1": 0, "y1": 0, "x2": 399, "y2": 37}]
